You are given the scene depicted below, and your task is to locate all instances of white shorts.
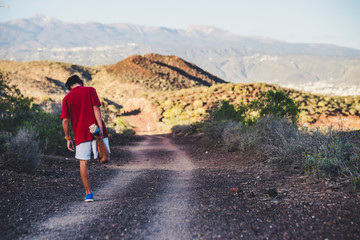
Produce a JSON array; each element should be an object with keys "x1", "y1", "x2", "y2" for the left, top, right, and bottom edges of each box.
[{"x1": 75, "y1": 138, "x2": 110, "y2": 160}]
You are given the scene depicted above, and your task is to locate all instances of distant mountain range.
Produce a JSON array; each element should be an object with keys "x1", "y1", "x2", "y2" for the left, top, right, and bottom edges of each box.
[{"x1": 1, "y1": 14, "x2": 360, "y2": 95}]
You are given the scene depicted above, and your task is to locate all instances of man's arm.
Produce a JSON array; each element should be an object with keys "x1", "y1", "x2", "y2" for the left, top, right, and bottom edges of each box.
[
  {"x1": 93, "y1": 105, "x2": 104, "y2": 139},
  {"x1": 62, "y1": 118, "x2": 75, "y2": 152}
]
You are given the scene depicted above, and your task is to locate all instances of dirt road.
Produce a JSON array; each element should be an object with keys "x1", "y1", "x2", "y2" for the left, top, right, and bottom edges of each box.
[
  {"x1": 5, "y1": 135, "x2": 360, "y2": 239},
  {"x1": 22, "y1": 136, "x2": 197, "y2": 240}
]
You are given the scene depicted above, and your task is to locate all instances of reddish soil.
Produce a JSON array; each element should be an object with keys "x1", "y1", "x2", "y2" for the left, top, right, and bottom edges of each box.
[
  {"x1": 308, "y1": 114, "x2": 360, "y2": 130},
  {"x1": 123, "y1": 98, "x2": 161, "y2": 133}
]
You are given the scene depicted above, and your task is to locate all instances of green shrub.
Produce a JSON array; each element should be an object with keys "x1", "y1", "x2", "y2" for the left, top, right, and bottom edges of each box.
[
  {"x1": 23, "y1": 109, "x2": 64, "y2": 153},
  {"x1": 0, "y1": 73, "x2": 64, "y2": 153},
  {"x1": 202, "y1": 112, "x2": 360, "y2": 181},
  {"x1": 171, "y1": 122, "x2": 205, "y2": 136},
  {"x1": 1, "y1": 128, "x2": 42, "y2": 174},
  {"x1": 0, "y1": 131, "x2": 10, "y2": 155},
  {"x1": 162, "y1": 105, "x2": 184, "y2": 122},
  {"x1": 209, "y1": 100, "x2": 250, "y2": 123},
  {"x1": 353, "y1": 176, "x2": 360, "y2": 190},
  {"x1": 202, "y1": 121, "x2": 235, "y2": 145},
  {"x1": 0, "y1": 73, "x2": 34, "y2": 131},
  {"x1": 208, "y1": 90, "x2": 299, "y2": 126},
  {"x1": 222, "y1": 121, "x2": 256, "y2": 152},
  {"x1": 210, "y1": 101, "x2": 238, "y2": 122},
  {"x1": 115, "y1": 116, "x2": 128, "y2": 132},
  {"x1": 122, "y1": 129, "x2": 136, "y2": 137},
  {"x1": 193, "y1": 100, "x2": 204, "y2": 109},
  {"x1": 171, "y1": 124, "x2": 193, "y2": 135},
  {"x1": 305, "y1": 136, "x2": 359, "y2": 179},
  {"x1": 252, "y1": 116, "x2": 307, "y2": 169},
  {"x1": 252, "y1": 90, "x2": 300, "y2": 123},
  {"x1": 163, "y1": 100, "x2": 174, "y2": 110}
]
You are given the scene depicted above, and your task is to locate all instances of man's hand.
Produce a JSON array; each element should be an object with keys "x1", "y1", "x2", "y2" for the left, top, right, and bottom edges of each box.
[
  {"x1": 67, "y1": 139, "x2": 75, "y2": 152},
  {"x1": 95, "y1": 127, "x2": 104, "y2": 140},
  {"x1": 93, "y1": 105, "x2": 105, "y2": 140}
]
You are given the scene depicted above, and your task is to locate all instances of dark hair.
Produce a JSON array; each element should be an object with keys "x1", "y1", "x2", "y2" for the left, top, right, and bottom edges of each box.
[{"x1": 65, "y1": 75, "x2": 84, "y2": 90}]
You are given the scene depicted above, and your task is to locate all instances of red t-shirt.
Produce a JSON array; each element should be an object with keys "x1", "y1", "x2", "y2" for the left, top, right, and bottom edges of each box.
[{"x1": 61, "y1": 86, "x2": 108, "y2": 145}]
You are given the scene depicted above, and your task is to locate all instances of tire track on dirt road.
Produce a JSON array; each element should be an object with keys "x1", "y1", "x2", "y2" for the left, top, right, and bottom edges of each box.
[
  {"x1": 22, "y1": 170, "x2": 143, "y2": 240},
  {"x1": 23, "y1": 135, "x2": 195, "y2": 240},
  {"x1": 124, "y1": 136, "x2": 195, "y2": 239}
]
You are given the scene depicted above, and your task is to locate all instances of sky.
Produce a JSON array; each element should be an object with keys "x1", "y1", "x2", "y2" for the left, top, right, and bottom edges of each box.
[{"x1": 1, "y1": 0, "x2": 359, "y2": 50}]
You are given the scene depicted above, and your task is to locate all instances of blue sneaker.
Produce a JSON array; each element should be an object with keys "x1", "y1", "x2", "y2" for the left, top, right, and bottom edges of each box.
[{"x1": 84, "y1": 193, "x2": 94, "y2": 202}]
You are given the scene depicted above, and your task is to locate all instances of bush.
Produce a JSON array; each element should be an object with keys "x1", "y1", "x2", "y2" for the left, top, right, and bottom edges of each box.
[
  {"x1": 1, "y1": 128, "x2": 42, "y2": 174},
  {"x1": 222, "y1": 121, "x2": 256, "y2": 152},
  {"x1": 171, "y1": 124, "x2": 193, "y2": 135},
  {"x1": 202, "y1": 114, "x2": 360, "y2": 181},
  {"x1": 208, "y1": 90, "x2": 299, "y2": 126},
  {"x1": 110, "y1": 116, "x2": 136, "y2": 135},
  {"x1": 253, "y1": 90, "x2": 300, "y2": 122},
  {"x1": 248, "y1": 116, "x2": 301, "y2": 166},
  {"x1": 0, "y1": 73, "x2": 64, "y2": 153},
  {"x1": 218, "y1": 116, "x2": 305, "y2": 168},
  {"x1": 23, "y1": 109, "x2": 64, "y2": 153},
  {"x1": 211, "y1": 101, "x2": 238, "y2": 122},
  {"x1": 0, "y1": 131, "x2": 10, "y2": 155},
  {"x1": 0, "y1": 73, "x2": 34, "y2": 130},
  {"x1": 122, "y1": 129, "x2": 136, "y2": 137},
  {"x1": 171, "y1": 122, "x2": 204, "y2": 136},
  {"x1": 240, "y1": 117, "x2": 359, "y2": 175},
  {"x1": 202, "y1": 121, "x2": 239, "y2": 145},
  {"x1": 253, "y1": 116, "x2": 299, "y2": 147},
  {"x1": 305, "y1": 135, "x2": 359, "y2": 179}
]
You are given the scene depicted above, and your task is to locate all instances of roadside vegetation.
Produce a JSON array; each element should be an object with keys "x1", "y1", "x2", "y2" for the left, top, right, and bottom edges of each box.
[
  {"x1": 2, "y1": 60, "x2": 359, "y2": 130},
  {"x1": 0, "y1": 72, "x2": 64, "y2": 173},
  {"x1": 172, "y1": 89, "x2": 360, "y2": 188},
  {"x1": 146, "y1": 82, "x2": 360, "y2": 128},
  {"x1": 1, "y1": 59, "x2": 360, "y2": 183},
  {"x1": 0, "y1": 72, "x2": 133, "y2": 174}
]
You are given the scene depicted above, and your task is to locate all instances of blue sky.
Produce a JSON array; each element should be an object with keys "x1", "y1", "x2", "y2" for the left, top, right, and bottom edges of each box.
[{"x1": 1, "y1": 0, "x2": 359, "y2": 50}]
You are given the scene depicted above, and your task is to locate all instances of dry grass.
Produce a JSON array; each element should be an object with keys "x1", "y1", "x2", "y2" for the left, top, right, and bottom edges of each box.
[
  {"x1": 1, "y1": 128, "x2": 42, "y2": 174},
  {"x1": 199, "y1": 116, "x2": 360, "y2": 183}
]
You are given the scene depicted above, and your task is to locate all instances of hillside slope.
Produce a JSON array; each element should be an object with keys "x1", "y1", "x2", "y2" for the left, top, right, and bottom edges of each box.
[
  {"x1": 0, "y1": 53, "x2": 226, "y2": 102},
  {"x1": 107, "y1": 53, "x2": 226, "y2": 91},
  {"x1": 0, "y1": 60, "x2": 93, "y2": 101},
  {"x1": 1, "y1": 56, "x2": 359, "y2": 130}
]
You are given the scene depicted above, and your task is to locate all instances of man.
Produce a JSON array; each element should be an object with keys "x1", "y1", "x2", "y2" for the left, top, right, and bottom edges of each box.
[{"x1": 61, "y1": 75, "x2": 110, "y2": 202}]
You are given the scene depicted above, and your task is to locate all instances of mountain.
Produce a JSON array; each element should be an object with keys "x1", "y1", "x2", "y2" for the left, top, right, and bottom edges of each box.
[{"x1": 1, "y1": 15, "x2": 360, "y2": 95}]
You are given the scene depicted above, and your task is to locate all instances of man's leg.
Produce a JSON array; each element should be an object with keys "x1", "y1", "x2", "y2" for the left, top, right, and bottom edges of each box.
[{"x1": 80, "y1": 160, "x2": 91, "y2": 194}]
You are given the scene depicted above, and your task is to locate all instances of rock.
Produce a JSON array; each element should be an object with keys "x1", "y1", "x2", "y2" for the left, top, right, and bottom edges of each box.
[
  {"x1": 266, "y1": 188, "x2": 278, "y2": 198},
  {"x1": 230, "y1": 187, "x2": 239, "y2": 193},
  {"x1": 283, "y1": 231, "x2": 291, "y2": 240}
]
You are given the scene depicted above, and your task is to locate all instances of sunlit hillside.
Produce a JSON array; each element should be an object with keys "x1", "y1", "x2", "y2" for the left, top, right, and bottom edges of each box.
[{"x1": 1, "y1": 54, "x2": 359, "y2": 132}]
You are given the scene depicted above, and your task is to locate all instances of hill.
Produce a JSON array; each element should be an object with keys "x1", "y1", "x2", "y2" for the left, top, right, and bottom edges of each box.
[
  {"x1": 1, "y1": 15, "x2": 360, "y2": 95},
  {"x1": 0, "y1": 55, "x2": 359, "y2": 131},
  {"x1": 107, "y1": 53, "x2": 226, "y2": 91},
  {"x1": 0, "y1": 53, "x2": 225, "y2": 101},
  {"x1": 0, "y1": 60, "x2": 95, "y2": 101}
]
